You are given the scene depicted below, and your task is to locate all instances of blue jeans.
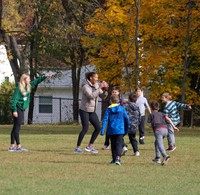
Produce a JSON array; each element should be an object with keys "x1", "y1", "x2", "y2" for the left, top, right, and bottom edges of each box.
[
  {"x1": 167, "y1": 124, "x2": 175, "y2": 147},
  {"x1": 154, "y1": 128, "x2": 168, "y2": 158}
]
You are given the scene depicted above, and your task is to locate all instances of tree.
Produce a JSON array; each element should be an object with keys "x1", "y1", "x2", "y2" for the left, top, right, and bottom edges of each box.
[
  {"x1": 0, "y1": 77, "x2": 15, "y2": 124},
  {"x1": 82, "y1": 0, "x2": 137, "y2": 92}
]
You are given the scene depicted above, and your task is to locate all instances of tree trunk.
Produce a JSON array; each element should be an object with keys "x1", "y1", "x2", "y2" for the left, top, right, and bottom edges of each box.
[
  {"x1": 180, "y1": 0, "x2": 192, "y2": 126},
  {"x1": 72, "y1": 65, "x2": 81, "y2": 122},
  {"x1": 134, "y1": 0, "x2": 140, "y2": 87}
]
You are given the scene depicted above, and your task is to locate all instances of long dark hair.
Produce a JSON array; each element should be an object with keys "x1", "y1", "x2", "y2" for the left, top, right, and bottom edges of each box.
[{"x1": 85, "y1": 72, "x2": 96, "y2": 81}]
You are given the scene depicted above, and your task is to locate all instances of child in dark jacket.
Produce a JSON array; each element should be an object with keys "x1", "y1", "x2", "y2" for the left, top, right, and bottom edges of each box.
[
  {"x1": 124, "y1": 93, "x2": 141, "y2": 156},
  {"x1": 148, "y1": 101, "x2": 179, "y2": 165},
  {"x1": 101, "y1": 94, "x2": 130, "y2": 166}
]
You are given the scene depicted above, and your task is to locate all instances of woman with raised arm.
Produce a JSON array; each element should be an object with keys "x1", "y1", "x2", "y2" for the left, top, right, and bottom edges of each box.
[{"x1": 74, "y1": 72, "x2": 108, "y2": 154}]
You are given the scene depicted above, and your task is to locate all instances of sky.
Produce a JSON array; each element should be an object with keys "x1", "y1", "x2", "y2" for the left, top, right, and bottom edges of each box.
[{"x1": 0, "y1": 45, "x2": 14, "y2": 84}]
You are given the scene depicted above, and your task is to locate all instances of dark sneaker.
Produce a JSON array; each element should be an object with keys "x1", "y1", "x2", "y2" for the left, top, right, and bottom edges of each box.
[
  {"x1": 161, "y1": 156, "x2": 170, "y2": 165},
  {"x1": 8, "y1": 146, "x2": 16, "y2": 152},
  {"x1": 167, "y1": 146, "x2": 176, "y2": 152},
  {"x1": 74, "y1": 148, "x2": 83, "y2": 154},
  {"x1": 16, "y1": 147, "x2": 28, "y2": 152},
  {"x1": 110, "y1": 160, "x2": 115, "y2": 164},
  {"x1": 139, "y1": 137, "x2": 145, "y2": 144},
  {"x1": 85, "y1": 146, "x2": 98, "y2": 154},
  {"x1": 152, "y1": 158, "x2": 161, "y2": 164},
  {"x1": 115, "y1": 159, "x2": 121, "y2": 166},
  {"x1": 102, "y1": 145, "x2": 109, "y2": 150}
]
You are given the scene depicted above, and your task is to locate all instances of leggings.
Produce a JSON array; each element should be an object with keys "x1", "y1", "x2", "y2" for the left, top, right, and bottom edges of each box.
[
  {"x1": 77, "y1": 109, "x2": 101, "y2": 147},
  {"x1": 11, "y1": 108, "x2": 23, "y2": 145}
]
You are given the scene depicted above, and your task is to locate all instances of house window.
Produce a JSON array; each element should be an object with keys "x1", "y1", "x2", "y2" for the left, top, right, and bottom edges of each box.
[{"x1": 39, "y1": 96, "x2": 53, "y2": 113}]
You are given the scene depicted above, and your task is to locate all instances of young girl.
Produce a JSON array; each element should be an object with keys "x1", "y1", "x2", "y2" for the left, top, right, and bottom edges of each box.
[
  {"x1": 148, "y1": 101, "x2": 179, "y2": 165},
  {"x1": 161, "y1": 93, "x2": 192, "y2": 151},
  {"x1": 9, "y1": 73, "x2": 53, "y2": 152}
]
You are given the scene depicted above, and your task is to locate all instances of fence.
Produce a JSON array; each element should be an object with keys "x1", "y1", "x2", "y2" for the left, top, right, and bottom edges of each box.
[
  {"x1": 0, "y1": 94, "x2": 102, "y2": 124},
  {"x1": 0, "y1": 94, "x2": 199, "y2": 126}
]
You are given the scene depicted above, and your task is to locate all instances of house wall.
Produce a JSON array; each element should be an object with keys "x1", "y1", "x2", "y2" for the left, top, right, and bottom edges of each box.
[{"x1": 24, "y1": 87, "x2": 102, "y2": 124}]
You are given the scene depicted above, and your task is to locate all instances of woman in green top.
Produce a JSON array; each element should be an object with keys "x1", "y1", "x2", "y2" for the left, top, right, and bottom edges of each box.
[{"x1": 9, "y1": 73, "x2": 52, "y2": 152}]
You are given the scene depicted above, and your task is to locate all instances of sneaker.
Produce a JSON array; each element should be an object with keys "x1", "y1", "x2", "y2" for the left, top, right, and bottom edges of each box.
[
  {"x1": 85, "y1": 146, "x2": 98, "y2": 154},
  {"x1": 102, "y1": 145, "x2": 109, "y2": 150},
  {"x1": 115, "y1": 159, "x2": 121, "y2": 166},
  {"x1": 110, "y1": 160, "x2": 115, "y2": 164},
  {"x1": 121, "y1": 146, "x2": 128, "y2": 156},
  {"x1": 16, "y1": 147, "x2": 28, "y2": 152},
  {"x1": 167, "y1": 146, "x2": 176, "y2": 152},
  {"x1": 74, "y1": 148, "x2": 83, "y2": 154},
  {"x1": 8, "y1": 146, "x2": 16, "y2": 152},
  {"x1": 152, "y1": 158, "x2": 161, "y2": 164},
  {"x1": 134, "y1": 151, "x2": 140, "y2": 156},
  {"x1": 161, "y1": 156, "x2": 170, "y2": 165},
  {"x1": 139, "y1": 136, "x2": 145, "y2": 144}
]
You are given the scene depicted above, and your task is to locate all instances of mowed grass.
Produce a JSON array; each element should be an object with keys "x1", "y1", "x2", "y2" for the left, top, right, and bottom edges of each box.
[{"x1": 0, "y1": 125, "x2": 200, "y2": 195}]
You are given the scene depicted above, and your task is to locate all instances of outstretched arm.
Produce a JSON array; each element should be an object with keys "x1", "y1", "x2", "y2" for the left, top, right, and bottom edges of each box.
[{"x1": 165, "y1": 116, "x2": 179, "y2": 132}]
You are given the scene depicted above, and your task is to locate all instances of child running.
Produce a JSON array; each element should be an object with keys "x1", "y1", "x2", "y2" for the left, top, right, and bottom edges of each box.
[
  {"x1": 102, "y1": 86, "x2": 124, "y2": 150},
  {"x1": 124, "y1": 93, "x2": 141, "y2": 156},
  {"x1": 100, "y1": 94, "x2": 130, "y2": 165},
  {"x1": 161, "y1": 93, "x2": 192, "y2": 151},
  {"x1": 148, "y1": 101, "x2": 179, "y2": 165}
]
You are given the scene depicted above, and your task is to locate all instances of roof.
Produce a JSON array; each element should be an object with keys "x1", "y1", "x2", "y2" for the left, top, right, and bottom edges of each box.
[{"x1": 38, "y1": 65, "x2": 95, "y2": 88}]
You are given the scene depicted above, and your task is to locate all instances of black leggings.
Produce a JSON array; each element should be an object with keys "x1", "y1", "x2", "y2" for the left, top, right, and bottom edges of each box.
[
  {"x1": 77, "y1": 109, "x2": 101, "y2": 147},
  {"x1": 11, "y1": 108, "x2": 23, "y2": 145}
]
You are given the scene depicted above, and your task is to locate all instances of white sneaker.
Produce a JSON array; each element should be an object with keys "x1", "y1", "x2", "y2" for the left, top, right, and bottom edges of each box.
[
  {"x1": 121, "y1": 146, "x2": 128, "y2": 156},
  {"x1": 134, "y1": 151, "x2": 140, "y2": 156},
  {"x1": 85, "y1": 146, "x2": 98, "y2": 154}
]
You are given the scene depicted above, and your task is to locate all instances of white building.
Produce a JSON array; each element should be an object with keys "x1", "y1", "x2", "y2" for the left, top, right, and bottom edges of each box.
[
  {"x1": 0, "y1": 45, "x2": 14, "y2": 84},
  {"x1": 24, "y1": 66, "x2": 102, "y2": 124}
]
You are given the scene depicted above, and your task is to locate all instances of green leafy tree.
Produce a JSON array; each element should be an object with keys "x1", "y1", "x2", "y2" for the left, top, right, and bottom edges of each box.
[{"x1": 0, "y1": 78, "x2": 15, "y2": 124}]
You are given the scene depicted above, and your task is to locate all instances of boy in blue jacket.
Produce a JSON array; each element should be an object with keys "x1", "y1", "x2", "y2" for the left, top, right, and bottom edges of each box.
[{"x1": 100, "y1": 94, "x2": 130, "y2": 165}]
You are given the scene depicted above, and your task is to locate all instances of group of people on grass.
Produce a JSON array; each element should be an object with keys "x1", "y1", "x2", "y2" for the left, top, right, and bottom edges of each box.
[{"x1": 9, "y1": 71, "x2": 192, "y2": 166}]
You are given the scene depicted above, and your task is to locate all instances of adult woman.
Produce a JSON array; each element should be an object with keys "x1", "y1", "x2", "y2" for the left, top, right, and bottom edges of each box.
[
  {"x1": 74, "y1": 72, "x2": 108, "y2": 154},
  {"x1": 9, "y1": 73, "x2": 53, "y2": 152}
]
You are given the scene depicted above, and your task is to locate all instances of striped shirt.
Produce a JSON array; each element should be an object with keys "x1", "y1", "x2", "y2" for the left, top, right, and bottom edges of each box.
[{"x1": 163, "y1": 101, "x2": 189, "y2": 125}]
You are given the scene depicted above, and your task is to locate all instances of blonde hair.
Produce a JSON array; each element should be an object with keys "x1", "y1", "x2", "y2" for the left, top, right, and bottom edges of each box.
[
  {"x1": 19, "y1": 74, "x2": 31, "y2": 95},
  {"x1": 162, "y1": 92, "x2": 172, "y2": 100}
]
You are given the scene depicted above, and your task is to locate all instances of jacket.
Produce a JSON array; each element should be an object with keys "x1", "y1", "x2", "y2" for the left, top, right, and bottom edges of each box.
[
  {"x1": 124, "y1": 102, "x2": 140, "y2": 134},
  {"x1": 101, "y1": 104, "x2": 130, "y2": 135},
  {"x1": 11, "y1": 75, "x2": 46, "y2": 112},
  {"x1": 79, "y1": 79, "x2": 104, "y2": 112},
  {"x1": 148, "y1": 111, "x2": 167, "y2": 131},
  {"x1": 163, "y1": 101, "x2": 189, "y2": 125}
]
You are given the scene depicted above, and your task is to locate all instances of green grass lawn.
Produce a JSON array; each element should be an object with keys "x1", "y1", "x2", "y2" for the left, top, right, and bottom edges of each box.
[{"x1": 0, "y1": 125, "x2": 200, "y2": 195}]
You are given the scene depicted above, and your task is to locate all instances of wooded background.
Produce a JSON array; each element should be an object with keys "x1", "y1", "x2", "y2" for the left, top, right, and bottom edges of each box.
[{"x1": 0, "y1": 0, "x2": 199, "y2": 124}]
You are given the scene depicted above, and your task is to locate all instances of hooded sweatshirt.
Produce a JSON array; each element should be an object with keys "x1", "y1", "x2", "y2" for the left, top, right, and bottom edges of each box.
[
  {"x1": 101, "y1": 104, "x2": 130, "y2": 135},
  {"x1": 79, "y1": 79, "x2": 103, "y2": 112},
  {"x1": 124, "y1": 102, "x2": 141, "y2": 134}
]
